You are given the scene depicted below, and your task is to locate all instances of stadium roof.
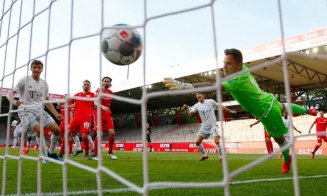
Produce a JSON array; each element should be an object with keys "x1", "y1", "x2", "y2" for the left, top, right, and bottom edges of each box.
[{"x1": 111, "y1": 28, "x2": 327, "y2": 114}]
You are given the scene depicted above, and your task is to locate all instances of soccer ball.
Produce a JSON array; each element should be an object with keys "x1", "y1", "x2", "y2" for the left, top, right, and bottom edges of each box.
[{"x1": 101, "y1": 24, "x2": 143, "y2": 66}]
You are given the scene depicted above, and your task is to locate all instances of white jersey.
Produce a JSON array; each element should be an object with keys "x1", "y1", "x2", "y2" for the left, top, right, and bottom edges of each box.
[
  {"x1": 190, "y1": 99, "x2": 218, "y2": 129},
  {"x1": 283, "y1": 117, "x2": 291, "y2": 140},
  {"x1": 282, "y1": 117, "x2": 291, "y2": 130},
  {"x1": 14, "y1": 122, "x2": 22, "y2": 135},
  {"x1": 14, "y1": 76, "x2": 49, "y2": 111},
  {"x1": 11, "y1": 120, "x2": 18, "y2": 127}
]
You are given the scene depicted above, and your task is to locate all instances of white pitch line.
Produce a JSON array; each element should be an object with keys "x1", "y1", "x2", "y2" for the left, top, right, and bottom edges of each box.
[{"x1": 7, "y1": 174, "x2": 327, "y2": 196}]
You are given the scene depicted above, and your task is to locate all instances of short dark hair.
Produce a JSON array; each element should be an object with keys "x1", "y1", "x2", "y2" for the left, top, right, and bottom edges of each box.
[
  {"x1": 83, "y1": 79, "x2": 91, "y2": 84},
  {"x1": 102, "y1": 76, "x2": 112, "y2": 82},
  {"x1": 224, "y1": 48, "x2": 243, "y2": 64},
  {"x1": 30, "y1": 60, "x2": 43, "y2": 67}
]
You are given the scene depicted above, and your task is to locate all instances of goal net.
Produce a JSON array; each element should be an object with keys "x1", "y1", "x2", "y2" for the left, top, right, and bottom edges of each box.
[{"x1": 1, "y1": 0, "x2": 327, "y2": 195}]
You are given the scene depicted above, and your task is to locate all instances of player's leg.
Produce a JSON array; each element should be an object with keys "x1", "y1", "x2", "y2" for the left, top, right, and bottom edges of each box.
[
  {"x1": 72, "y1": 134, "x2": 83, "y2": 155},
  {"x1": 260, "y1": 101, "x2": 291, "y2": 173},
  {"x1": 48, "y1": 123, "x2": 61, "y2": 152},
  {"x1": 32, "y1": 123, "x2": 48, "y2": 159},
  {"x1": 12, "y1": 130, "x2": 18, "y2": 149},
  {"x1": 211, "y1": 125, "x2": 223, "y2": 162},
  {"x1": 46, "y1": 123, "x2": 62, "y2": 160},
  {"x1": 107, "y1": 117, "x2": 117, "y2": 160},
  {"x1": 264, "y1": 130, "x2": 273, "y2": 154},
  {"x1": 108, "y1": 129, "x2": 117, "y2": 159},
  {"x1": 81, "y1": 133, "x2": 91, "y2": 159},
  {"x1": 70, "y1": 119, "x2": 83, "y2": 156},
  {"x1": 58, "y1": 128, "x2": 65, "y2": 158},
  {"x1": 92, "y1": 131, "x2": 101, "y2": 158},
  {"x1": 282, "y1": 103, "x2": 317, "y2": 116},
  {"x1": 92, "y1": 116, "x2": 104, "y2": 159},
  {"x1": 80, "y1": 119, "x2": 91, "y2": 159},
  {"x1": 147, "y1": 136, "x2": 152, "y2": 152},
  {"x1": 88, "y1": 135, "x2": 95, "y2": 156},
  {"x1": 25, "y1": 131, "x2": 32, "y2": 154},
  {"x1": 311, "y1": 137, "x2": 323, "y2": 159},
  {"x1": 195, "y1": 129, "x2": 207, "y2": 161},
  {"x1": 213, "y1": 136, "x2": 223, "y2": 162},
  {"x1": 36, "y1": 112, "x2": 62, "y2": 160}
]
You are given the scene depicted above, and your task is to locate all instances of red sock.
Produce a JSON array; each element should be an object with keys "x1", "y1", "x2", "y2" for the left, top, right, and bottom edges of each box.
[
  {"x1": 109, "y1": 136, "x2": 115, "y2": 154},
  {"x1": 83, "y1": 137, "x2": 89, "y2": 156},
  {"x1": 94, "y1": 137, "x2": 98, "y2": 156},
  {"x1": 313, "y1": 145, "x2": 320, "y2": 154},
  {"x1": 268, "y1": 141, "x2": 273, "y2": 154},
  {"x1": 69, "y1": 139, "x2": 73, "y2": 154},
  {"x1": 265, "y1": 141, "x2": 272, "y2": 154},
  {"x1": 59, "y1": 138, "x2": 65, "y2": 155}
]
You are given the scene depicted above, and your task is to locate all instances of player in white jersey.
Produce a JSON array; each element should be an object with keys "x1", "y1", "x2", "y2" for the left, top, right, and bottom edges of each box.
[
  {"x1": 183, "y1": 92, "x2": 236, "y2": 161},
  {"x1": 282, "y1": 111, "x2": 302, "y2": 142},
  {"x1": 10, "y1": 116, "x2": 19, "y2": 146},
  {"x1": 7, "y1": 60, "x2": 62, "y2": 162},
  {"x1": 12, "y1": 118, "x2": 22, "y2": 148}
]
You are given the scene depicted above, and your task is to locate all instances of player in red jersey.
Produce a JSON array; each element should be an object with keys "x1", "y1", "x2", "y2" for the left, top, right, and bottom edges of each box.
[
  {"x1": 92, "y1": 76, "x2": 117, "y2": 160},
  {"x1": 308, "y1": 109, "x2": 327, "y2": 159},
  {"x1": 57, "y1": 97, "x2": 74, "y2": 158},
  {"x1": 250, "y1": 119, "x2": 274, "y2": 154},
  {"x1": 69, "y1": 80, "x2": 95, "y2": 159}
]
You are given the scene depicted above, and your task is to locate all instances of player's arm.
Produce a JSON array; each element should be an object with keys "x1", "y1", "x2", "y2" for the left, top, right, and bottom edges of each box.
[
  {"x1": 45, "y1": 97, "x2": 62, "y2": 121},
  {"x1": 182, "y1": 104, "x2": 194, "y2": 117},
  {"x1": 163, "y1": 78, "x2": 228, "y2": 94},
  {"x1": 7, "y1": 90, "x2": 21, "y2": 107},
  {"x1": 293, "y1": 125, "x2": 302, "y2": 134},
  {"x1": 308, "y1": 121, "x2": 316, "y2": 134},
  {"x1": 94, "y1": 101, "x2": 111, "y2": 112},
  {"x1": 249, "y1": 120, "x2": 260, "y2": 128},
  {"x1": 56, "y1": 102, "x2": 75, "y2": 109},
  {"x1": 221, "y1": 105, "x2": 236, "y2": 114}
]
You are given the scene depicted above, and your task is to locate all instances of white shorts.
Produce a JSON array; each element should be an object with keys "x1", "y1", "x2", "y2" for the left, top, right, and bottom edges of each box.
[
  {"x1": 18, "y1": 109, "x2": 55, "y2": 131},
  {"x1": 197, "y1": 125, "x2": 220, "y2": 139}
]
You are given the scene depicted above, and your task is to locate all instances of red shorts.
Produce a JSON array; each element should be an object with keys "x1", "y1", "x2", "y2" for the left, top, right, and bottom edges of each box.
[
  {"x1": 69, "y1": 117, "x2": 92, "y2": 134},
  {"x1": 317, "y1": 136, "x2": 327, "y2": 143},
  {"x1": 264, "y1": 129, "x2": 271, "y2": 138},
  {"x1": 94, "y1": 115, "x2": 114, "y2": 131}
]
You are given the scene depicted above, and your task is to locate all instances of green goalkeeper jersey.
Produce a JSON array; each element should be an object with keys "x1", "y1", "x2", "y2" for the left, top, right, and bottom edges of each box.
[{"x1": 222, "y1": 65, "x2": 274, "y2": 118}]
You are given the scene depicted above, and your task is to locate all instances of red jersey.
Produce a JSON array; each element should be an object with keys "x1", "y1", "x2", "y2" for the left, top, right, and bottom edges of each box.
[
  {"x1": 72, "y1": 91, "x2": 95, "y2": 119},
  {"x1": 59, "y1": 103, "x2": 74, "y2": 128},
  {"x1": 95, "y1": 88, "x2": 113, "y2": 117},
  {"x1": 314, "y1": 117, "x2": 327, "y2": 132}
]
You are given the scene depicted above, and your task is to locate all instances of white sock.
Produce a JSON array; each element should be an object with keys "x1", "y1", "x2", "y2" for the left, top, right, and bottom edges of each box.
[
  {"x1": 197, "y1": 143, "x2": 207, "y2": 156},
  {"x1": 216, "y1": 143, "x2": 222, "y2": 158},
  {"x1": 36, "y1": 136, "x2": 47, "y2": 157},
  {"x1": 50, "y1": 134, "x2": 59, "y2": 154},
  {"x1": 13, "y1": 137, "x2": 17, "y2": 147},
  {"x1": 73, "y1": 135, "x2": 81, "y2": 150},
  {"x1": 88, "y1": 135, "x2": 94, "y2": 150}
]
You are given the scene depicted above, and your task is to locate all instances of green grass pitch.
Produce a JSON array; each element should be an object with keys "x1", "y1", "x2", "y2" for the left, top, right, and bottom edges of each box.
[{"x1": 1, "y1": 149, "x2": 326, "y2": 195}]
